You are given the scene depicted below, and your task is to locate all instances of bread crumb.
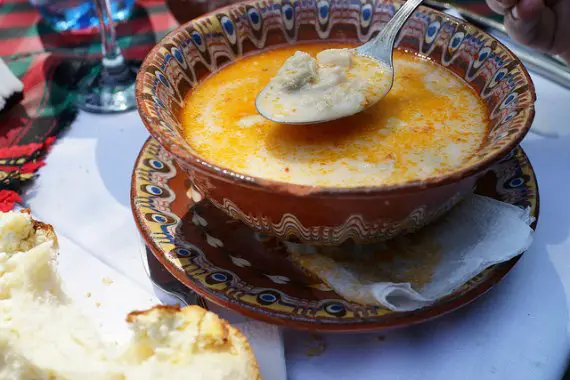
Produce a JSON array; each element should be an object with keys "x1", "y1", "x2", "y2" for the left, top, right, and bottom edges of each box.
[
  {"x1": 306, "y1": 342, "x2": 327, "y2": 357},
  {"x1": 305, "y1": 333, "x2": 327, "y2": 357},
  {"x1": 102, "y1": 277, "x2": 114, "y2": 285},
  {"x1": 85, "y1": 292, "x2": 92, "y2": 298},
  {"x1": 95, "y1": 301, "x2": 101, "y2": 308}
]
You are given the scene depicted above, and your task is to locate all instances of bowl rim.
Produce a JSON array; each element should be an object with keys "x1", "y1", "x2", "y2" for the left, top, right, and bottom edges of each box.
[{"x1": 135, "y1": 0, "x2": 536, "y2": 197}]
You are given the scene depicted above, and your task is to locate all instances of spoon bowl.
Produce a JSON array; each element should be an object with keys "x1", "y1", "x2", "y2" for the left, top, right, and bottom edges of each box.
[{"x1": 255, "y1": 0, "x2": 423, "y2": 125}]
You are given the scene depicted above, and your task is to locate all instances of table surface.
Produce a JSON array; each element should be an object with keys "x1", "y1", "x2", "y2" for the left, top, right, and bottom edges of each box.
[{"x1": 21, "y1": 63, "x2": 570, "y2": 380}]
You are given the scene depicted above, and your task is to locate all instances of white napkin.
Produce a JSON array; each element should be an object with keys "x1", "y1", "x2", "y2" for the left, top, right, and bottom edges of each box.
[
  {"x1": 0, "y1": 57, "x2": 23, "y2": 111},
  {"x1": 286, "y1": 195, "x2": 534, "y2": 312},
  {"x1": 236, "y1": 320, "x2": 287, "y2": 380},
  {"x1": 56, "y1": 233, "x2": 287, "y2": 380}
]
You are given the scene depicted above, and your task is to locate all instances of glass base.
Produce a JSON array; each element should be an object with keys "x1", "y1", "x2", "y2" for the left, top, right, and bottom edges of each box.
[{"x1": 76, "y1": 60, "x2": 138, "y2": 114}]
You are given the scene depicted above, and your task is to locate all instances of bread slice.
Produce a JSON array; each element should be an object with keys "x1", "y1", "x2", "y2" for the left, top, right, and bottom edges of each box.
[
  {"x1": 125, "y1": 305, "x2": 260, "y2": 379},
  {"x1": 0, "y1": 208, "x2": 57, "y2": 253},
  {"x1": 0, "y1": 210, "x2": 261, "y2": 380}
]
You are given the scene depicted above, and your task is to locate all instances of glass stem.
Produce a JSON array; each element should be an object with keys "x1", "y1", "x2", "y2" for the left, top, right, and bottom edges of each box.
[{"x1": 94, "y1": 0, "x2": 125, "y2": 69}]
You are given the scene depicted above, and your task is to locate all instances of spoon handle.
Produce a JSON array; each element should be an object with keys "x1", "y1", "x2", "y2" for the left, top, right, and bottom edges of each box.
[{"x1": 357, "y1": 0, "x2": 424, "y2": 66}]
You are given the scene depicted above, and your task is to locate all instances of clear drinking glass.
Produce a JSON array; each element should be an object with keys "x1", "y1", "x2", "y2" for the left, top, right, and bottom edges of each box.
[{"x1": 75, "y1": 0, "x2": 138, "y2": 113}]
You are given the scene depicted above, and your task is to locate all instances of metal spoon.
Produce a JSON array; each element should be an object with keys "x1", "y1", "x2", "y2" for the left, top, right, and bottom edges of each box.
[{"x1": 255, "y1": 0, "x2": 423, "y2": 125}]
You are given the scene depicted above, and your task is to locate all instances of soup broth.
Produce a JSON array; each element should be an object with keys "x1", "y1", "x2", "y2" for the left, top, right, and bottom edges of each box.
[{"x1": 181, "y1": 43, "x2": 489, "y2": 188}]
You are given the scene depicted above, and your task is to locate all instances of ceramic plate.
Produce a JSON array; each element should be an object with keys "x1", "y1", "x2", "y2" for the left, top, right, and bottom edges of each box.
[{"x1": 131, "y1": 138, "x2": 539, "y2": 331}]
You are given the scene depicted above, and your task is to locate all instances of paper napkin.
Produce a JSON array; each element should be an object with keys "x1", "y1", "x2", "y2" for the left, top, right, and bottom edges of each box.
[{"x1": 285, "y1": 195, "x2": 534, "y2": 312}]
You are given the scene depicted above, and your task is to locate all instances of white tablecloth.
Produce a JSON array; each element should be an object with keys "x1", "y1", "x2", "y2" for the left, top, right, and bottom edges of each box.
[{"x1": 22, "y1": 70, "x2": 570, "y2": 379}]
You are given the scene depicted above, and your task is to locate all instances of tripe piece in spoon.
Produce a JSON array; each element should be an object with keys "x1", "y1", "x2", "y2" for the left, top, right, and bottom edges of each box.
[{"x1": 256, "y1": 48, "x2": 392, "y2": 124}]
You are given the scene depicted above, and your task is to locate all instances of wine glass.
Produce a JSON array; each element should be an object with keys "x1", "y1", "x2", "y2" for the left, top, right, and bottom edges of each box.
[{"x1": 75, "y1": 0, "x2": 138, "y2": 113}]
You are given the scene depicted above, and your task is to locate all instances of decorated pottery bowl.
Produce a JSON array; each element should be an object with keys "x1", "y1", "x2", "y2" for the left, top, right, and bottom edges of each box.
[{"x1": 135, "y1": 0, "x2": 535, "y2": 246}]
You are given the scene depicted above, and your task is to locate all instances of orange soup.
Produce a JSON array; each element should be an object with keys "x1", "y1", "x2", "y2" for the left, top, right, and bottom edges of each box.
[{"x1": 181, "y1": 43, "x2": 488, "y2": 187}]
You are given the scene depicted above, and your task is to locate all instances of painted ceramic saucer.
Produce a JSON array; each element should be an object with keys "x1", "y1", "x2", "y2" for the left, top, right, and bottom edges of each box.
[{"x1": 131, "y1": 138, "x2": 539, "y2": 331}]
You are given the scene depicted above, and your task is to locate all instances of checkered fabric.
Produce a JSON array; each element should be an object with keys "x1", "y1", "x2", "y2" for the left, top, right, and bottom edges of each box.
[{"x1": 0, "y1": 0, "x2": 178, "y2": 211}]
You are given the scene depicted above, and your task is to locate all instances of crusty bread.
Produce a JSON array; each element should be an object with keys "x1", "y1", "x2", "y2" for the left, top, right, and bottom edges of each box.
[
  {"x1": 0, "y1": 210, "x2": 261, "y2": 380},
  {"x1": 0, "y1": 208, "x2": 57, "y2": 253},
  {"x1": 125, "y1": 305, "x2": 260, "y2": 380}
]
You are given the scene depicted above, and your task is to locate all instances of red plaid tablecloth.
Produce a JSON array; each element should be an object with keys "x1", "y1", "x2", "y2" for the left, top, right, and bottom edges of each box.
[{"x1": 0, "y1": 0, "x2": 178, "y2": 211}]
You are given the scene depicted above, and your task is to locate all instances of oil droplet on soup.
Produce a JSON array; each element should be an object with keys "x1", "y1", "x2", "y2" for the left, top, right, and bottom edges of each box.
[{"x1": 181, "y1": 43, "x2": 489, "y2": 188}]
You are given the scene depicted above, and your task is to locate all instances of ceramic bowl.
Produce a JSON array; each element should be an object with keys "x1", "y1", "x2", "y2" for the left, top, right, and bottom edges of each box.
[{"x1": 135, "y1": 0, "x2": 536, "y2": 246}]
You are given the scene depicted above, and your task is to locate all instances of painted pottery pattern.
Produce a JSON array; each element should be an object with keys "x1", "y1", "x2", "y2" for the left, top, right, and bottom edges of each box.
[
  {"x1": 203, "y1": 193, "x2": 463, "y2": 244},
  {"x1": 132, "y1": 139, "x2": 538, "y2": 330},
  {"x1": 136, "y1": 0, "x2": 535, "y2": 245}
]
